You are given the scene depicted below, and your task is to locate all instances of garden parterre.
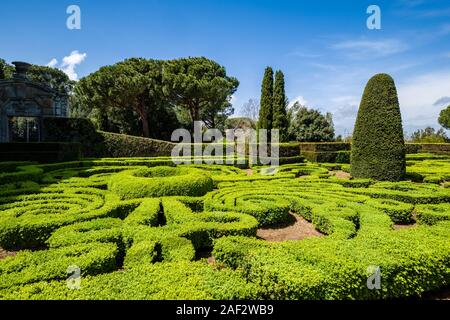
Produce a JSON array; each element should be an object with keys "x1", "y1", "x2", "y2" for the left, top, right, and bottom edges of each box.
[{"x1": 0, "y1": 154, "x2": 449, "y2": 299}]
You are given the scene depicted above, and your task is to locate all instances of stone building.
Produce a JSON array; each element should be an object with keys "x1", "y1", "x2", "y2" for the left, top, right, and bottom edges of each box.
[{"x1": 0, "y1": 61, "x2": 68, "y2": 142}]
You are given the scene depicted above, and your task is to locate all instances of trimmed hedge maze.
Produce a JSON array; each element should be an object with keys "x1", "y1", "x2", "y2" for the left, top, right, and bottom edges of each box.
[{"x1": 0, "y1": 155, "x2": 449, "y2": 300}]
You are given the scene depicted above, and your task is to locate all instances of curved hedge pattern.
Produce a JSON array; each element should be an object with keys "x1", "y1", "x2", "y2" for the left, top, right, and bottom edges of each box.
[
  {"x1": 108, "y1": 166, "x2": 214, "y2": 199},
  {"x1": 0, "y1": 155, "x2": 449, "y2": 299}
]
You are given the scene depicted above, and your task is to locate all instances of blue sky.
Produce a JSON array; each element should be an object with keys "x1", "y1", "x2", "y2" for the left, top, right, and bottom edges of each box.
[{"x1": 1, "y1": 0, "x2": 450, "y2": 135}]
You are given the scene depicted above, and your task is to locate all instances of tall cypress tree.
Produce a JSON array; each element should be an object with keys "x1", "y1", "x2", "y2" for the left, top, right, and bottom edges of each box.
[
  {"x1": 272, "y1": 70, "x2": 289, "y2": 141},
  {"x1": 258, "y1": 67, "x2": 274, "y2": 131}
]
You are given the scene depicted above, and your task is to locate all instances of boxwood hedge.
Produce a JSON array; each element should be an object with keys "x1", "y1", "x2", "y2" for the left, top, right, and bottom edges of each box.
[{"x1": 0, "y1": 154, "x2": 449, "y2": 299}]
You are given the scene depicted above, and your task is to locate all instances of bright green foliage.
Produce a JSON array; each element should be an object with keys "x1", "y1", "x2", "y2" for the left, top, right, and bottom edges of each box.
[
  {"x1": 0, "y1": 261, "x2": 260, "y2": 300},
  {"x1": 0, "y1": 243, "x2": 117, "y2": 289},
  {"x1": 47, "y1": 218, "x2": 123, "y2": 249},
  {"x1": 415, "y1": 203, "x2": 450, "y2": 225},
  {"x1": 0, "y1": 154, "x2": 450, "y2": 299},
  {"x1": 258, "y1": 67, "x2": 274, "y2": 131},
  {"x1": 351, "y1": 74, "x2": 406, "y2": 181},
  {"x1": 272, "y1": 71, "x2": 289, "y2": 141},
  {"x1": 108, "y1": 166, "x2": 214, "y2": 199}
]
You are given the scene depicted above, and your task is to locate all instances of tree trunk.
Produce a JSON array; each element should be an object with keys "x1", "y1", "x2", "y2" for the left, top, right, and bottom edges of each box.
[{"x1": 141, "y1": 112, "x2": 150, "y2": 138}]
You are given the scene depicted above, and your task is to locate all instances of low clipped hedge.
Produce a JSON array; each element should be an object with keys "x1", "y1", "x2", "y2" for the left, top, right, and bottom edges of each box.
[
  {"x1": 213, "y1": 220, "x2": 450, "y2": 299},
  {"x1": 0, "y1": 187, "x2": 128, "y2": 249},
  {"x1": 1, "y1": 155, "x2": 450, "y2": 300},
  {"x1": 98, "y1": 131, "x2": 176, "y2": 158},
  {"x1": 0, "y1": 261, "x2": 260, "y2": 300},
  {"x1": 0, "y1": 242, "x2": 118, "y2": 290},
  {"x1": 366, "y1": 199, "x2": 414, "y2": 224},
  {"x1": 415, "y1": 204, "x2": 450, "y2": 225},
  {"x1": 204, "y1": 190, "x2": 292, "y2": 227},
  {"x1": 47, "y1": 218, "x2": 123, "y2": 250},
  {"x1": 108, "y1": 166, "x2": 214, "y2": 199},
  {"x1": 0, "y1": 165, "x2": 43, "y2": 184}
]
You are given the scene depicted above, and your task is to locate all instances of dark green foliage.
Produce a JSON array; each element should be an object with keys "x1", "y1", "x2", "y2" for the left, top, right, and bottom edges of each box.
[
  {"x1": 0, "y1": 60, "x2": 74, "y2": 95},
  {"x1": 288, "y1": 103, "x2": 335, "y2": 142},
  {"x1": 162, "y1": 57, "x2": 239, "y2": 129},
  {"x1": 27, "y1": 65, "x2": 75, "y2": 96},
  {"x1": 336, "y1": 151, "x2": 351, "y2": 164},
  {"x1": 438, "y1": 105, "x2": 450, "y2": 130},
  {"x1": 73, "y1": 58, "x2": 180, "y2": 139},
  {"x1": 258, "y1": 67, "x2": 274, "y2": 131},
  {"x1": 0, "y1": 142, "x2": 81, "y2": 163},
  {"x1": 98, "y1": 131, "x2": 175, "y2": 158},
  {"x1": 272, "y1": 71, "x2": 289, "y2": 141},
  {"x1": 0, "y1": 59, "x2": 14, "y2": 79},
  {"x1": 409, "y1": 127, "x2": 448, "y2": 143},
  {"x1": 351, "y1": 74, "x2": 406, "y2": 181}
]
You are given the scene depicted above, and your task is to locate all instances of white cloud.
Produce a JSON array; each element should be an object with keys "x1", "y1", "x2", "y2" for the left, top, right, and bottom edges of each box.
[
  {"x1": 329, "y1": 72, "x2": 450, "y2": 135},
  {"x1": 332, "y1": 38, "x2": 408, "y2": 58},
  {"x1": 309, "y1": 63, "x2": 338, "y2": 72},
  {"x1": 397, "y1": 71, "x2": 450, "y2": 132},
  {"x1": 46, "y1": 50, "x2": 87, "y2": 80},
  {"x1": 331, "y1": 95, "x2": 360, "y2": 106},
  {"x1": 288, "y1": 96, "x2": 308, "y2": 109},
  {"x1": 230, "y1": 94, "x2": 237, "y2": 105},
  {"x1": 433, "y1": 96, "x2": 450, "y2": 106},
  {"x1": 46, "y1": 58, "x2": 58, "y2": 68},
  {"x1": 60, "y1": 51, "x2": 87, "y2": 80}
]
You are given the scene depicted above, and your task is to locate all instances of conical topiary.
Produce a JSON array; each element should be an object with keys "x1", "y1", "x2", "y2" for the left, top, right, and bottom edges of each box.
[{"x1": 351, "y1": 73, "x2": 406, "y2": 181}]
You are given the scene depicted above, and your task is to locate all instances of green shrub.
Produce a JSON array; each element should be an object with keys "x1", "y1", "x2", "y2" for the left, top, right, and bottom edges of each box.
[
  {"x1": 98, "y1": 132, "x2": 176, "y2": 158},
  {"x1": 123, "y1": 241, "x2": 161, "y2": 268},
  {"x1": 1, "y1": 155, "x2": 450, "y2": 300},
  {"x1": 47, "y1": 218, "x2": 123, "y2": 250},
  {"x1": 0, "y1": 165, "x2": 43, "y2": 185},
  {"x1": 108, "y1": 166, "x2": 214, "y2": 199},
  {"x1": 0, "y1": 242, "x2": 118, "y2": 289},
  {"x1": 0, "y1": 187, "x2": 126, "y2": 249},
  {"x1": 351, "y1": 74, "x2": 406, "y2": 181},
  {"x1": 0, "y1": 261, "x2": 260, "y2": 300},
  {"x1": 415, "y1": 204, "x2": 450, "y2": 225},
  {"x1": 366, "y1": 199, "x2": 414, "y2": 224},
  {"x1": 336, "y1": 151, "x2": 351, "y2": 164},
  {"x1": 123, "y1": 198, "x2": 161, "y2": 226}
]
